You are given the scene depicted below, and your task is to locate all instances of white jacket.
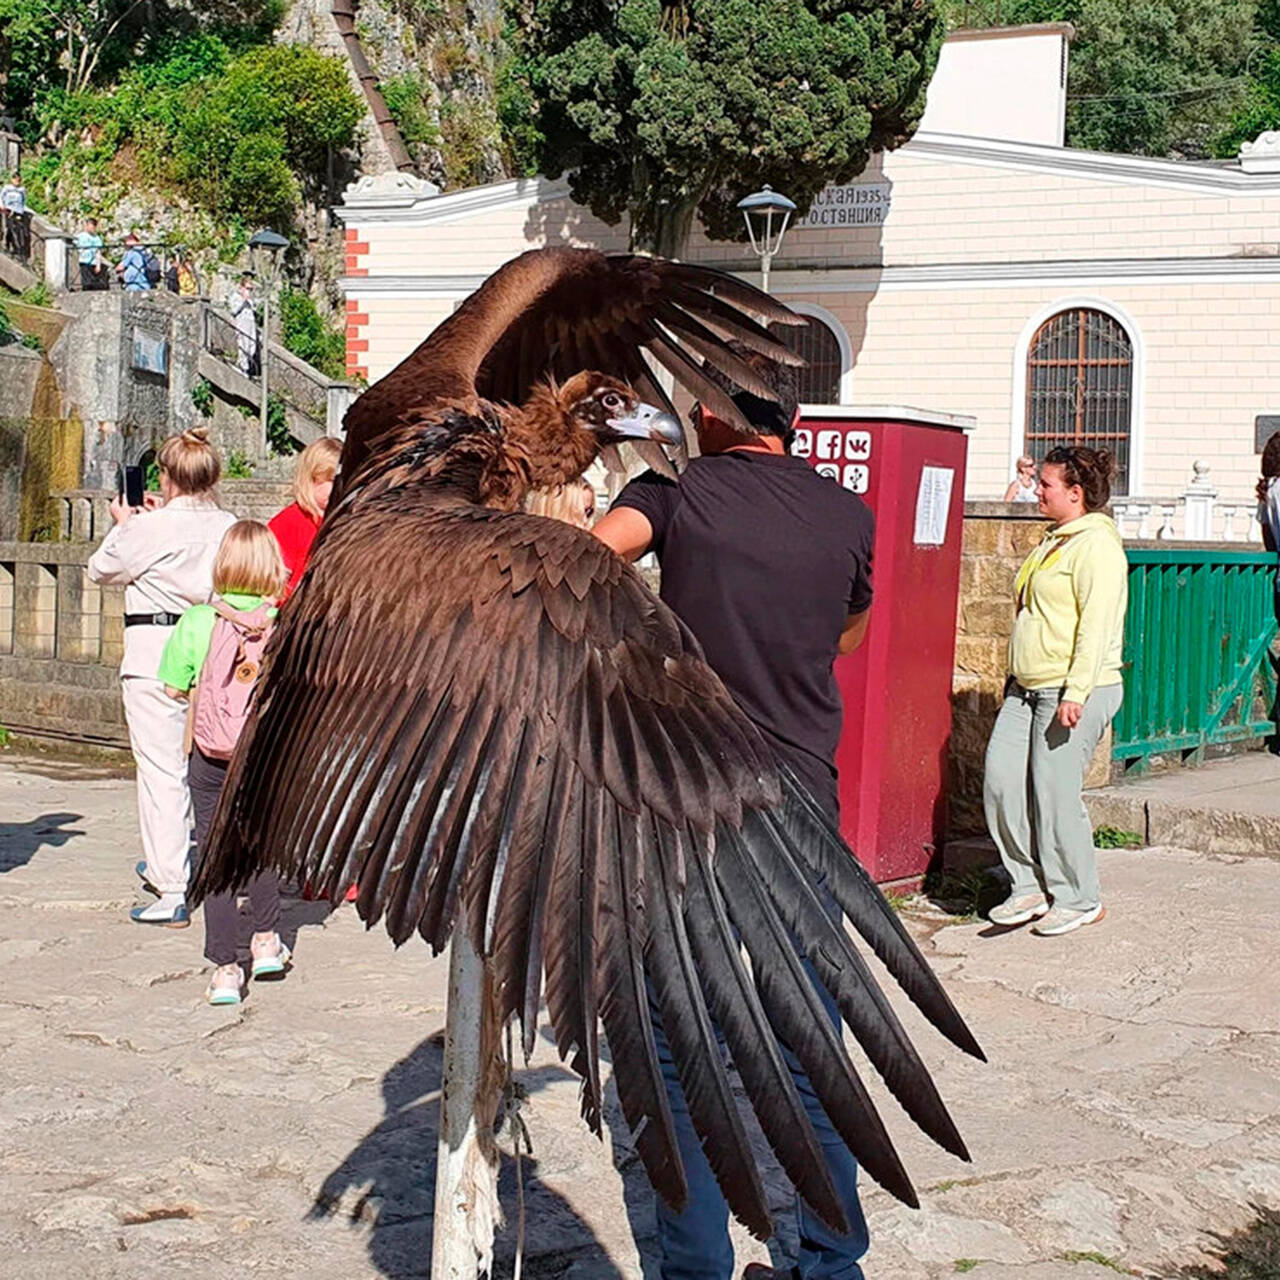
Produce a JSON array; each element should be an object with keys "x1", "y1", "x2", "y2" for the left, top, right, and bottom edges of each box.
[{"x1": 88, "y1": 495, "x2": 237, "y2": 678}]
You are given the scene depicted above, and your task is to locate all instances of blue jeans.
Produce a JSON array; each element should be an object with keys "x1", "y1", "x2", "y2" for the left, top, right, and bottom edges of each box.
[{"x1": 650, "y1": 856, "x2": 868, "y2": 1279}]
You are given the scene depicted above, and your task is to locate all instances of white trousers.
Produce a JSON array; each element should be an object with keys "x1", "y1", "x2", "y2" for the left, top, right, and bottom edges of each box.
[{"x1": 121, "y1": 675, "x2": 191, "y2": 896}]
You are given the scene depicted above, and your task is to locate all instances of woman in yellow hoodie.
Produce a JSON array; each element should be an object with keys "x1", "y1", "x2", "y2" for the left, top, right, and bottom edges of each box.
[{"x1": 984, "y1": 446, "x2": 1127, "y2": 937}]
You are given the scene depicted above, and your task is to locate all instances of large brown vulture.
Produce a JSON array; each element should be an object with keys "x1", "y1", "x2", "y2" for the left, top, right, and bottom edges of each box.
[{"x1": 196, "y1": 247, "x2": 984, "y2": 1241}]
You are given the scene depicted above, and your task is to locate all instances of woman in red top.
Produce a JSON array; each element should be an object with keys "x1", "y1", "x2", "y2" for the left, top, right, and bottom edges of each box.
[{"x1": 268, "y1": 437, "x2": 342, "y2": 597}]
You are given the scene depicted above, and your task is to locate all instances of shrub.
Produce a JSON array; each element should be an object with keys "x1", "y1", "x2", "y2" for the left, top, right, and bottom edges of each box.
[
  {"x1": 279, "y1": 288, "x2": 347, "y2": 380},
  {"x1": 381, "y1": 71, "x2": 441, "y2": 149},
  {"x1": 191, "y1": 378, "x2": 215, "y2": 418},
  {"x1": 18, "y1": 282, "x2": 54, "y2": 308},
  {"x1": 226, "y1": 449, "x2": 255, "y2": 478},
  {"x1": 266, "y1": 394, "x2": 301, "y2": 456}
]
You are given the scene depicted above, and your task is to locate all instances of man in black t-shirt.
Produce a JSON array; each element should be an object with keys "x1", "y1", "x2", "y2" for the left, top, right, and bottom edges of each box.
[{"x1": 593, "y1": 357, "x2": 874, "y2": 1280}]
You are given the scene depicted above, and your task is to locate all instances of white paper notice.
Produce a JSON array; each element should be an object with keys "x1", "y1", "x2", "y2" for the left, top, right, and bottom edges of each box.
[{"x1": 913, "y1": 466, "x2": 954, "y2": 546}]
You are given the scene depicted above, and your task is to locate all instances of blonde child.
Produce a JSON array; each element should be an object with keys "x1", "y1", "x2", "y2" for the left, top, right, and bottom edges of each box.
[
  {"x1": 158, "y1": 520, "x2": 292, "y2": 1005},
  {"x1": 523, "y1": 477, "x2": 596, "y2": 528}
]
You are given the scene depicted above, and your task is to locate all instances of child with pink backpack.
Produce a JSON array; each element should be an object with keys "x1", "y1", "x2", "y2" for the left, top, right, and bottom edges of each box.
[{"x1": 158, "y1": 520, "x2": 292, "y2": 1005}]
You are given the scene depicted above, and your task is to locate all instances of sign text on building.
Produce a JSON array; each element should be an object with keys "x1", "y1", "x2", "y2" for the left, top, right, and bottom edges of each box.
[{"x1": 793, "y1": 183, "x2": 891, "y2": 230}]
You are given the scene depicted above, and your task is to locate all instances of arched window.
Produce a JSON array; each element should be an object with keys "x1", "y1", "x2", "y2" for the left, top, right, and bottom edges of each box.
[
  {"x1": 778, "y1": 315, "x2": 843, "y2": 405},
  {"x1": 1026, "y1": 307, "x2": 1133, "y2": 494}
]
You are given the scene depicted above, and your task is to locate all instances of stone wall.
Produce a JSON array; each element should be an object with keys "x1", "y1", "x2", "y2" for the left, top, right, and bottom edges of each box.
[
  {"x1": 1, "y1": 481, "x2": 294, "y2": 747},
  {"x1": 948, "y1": 502, "x2": 1114, "y2": 836},
  {"x1": 0, "y1": 542, "x2": 126, "y2": 745}
]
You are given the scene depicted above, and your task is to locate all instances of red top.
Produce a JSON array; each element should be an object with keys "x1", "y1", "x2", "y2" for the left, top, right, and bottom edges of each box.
[{"x1": 268, "y1": 501, "x2": 320, "y2": 597}]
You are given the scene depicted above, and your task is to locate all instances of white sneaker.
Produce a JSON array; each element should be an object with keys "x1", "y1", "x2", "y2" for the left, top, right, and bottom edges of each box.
[
  {"x1": 988, "y1": 892, "x2": 1050, "y2": 927},
  {"x1": 1032, "y1": 903, "x2": 1105, "y2": 936},
  {"x1": 129, "y1": 894, "x2": 190, "y2": 928},
  {"x1": 206, "y1": 964, "x2": 245, "y2": 1006}
]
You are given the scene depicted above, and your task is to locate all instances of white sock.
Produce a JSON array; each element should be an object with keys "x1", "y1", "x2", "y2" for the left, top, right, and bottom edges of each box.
[{"x1": 156, "y1": 892, "x2": 184, "y2": 909}]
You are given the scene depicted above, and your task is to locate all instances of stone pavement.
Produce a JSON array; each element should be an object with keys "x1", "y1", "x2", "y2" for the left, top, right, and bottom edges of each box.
[
  {"x1": 1086, "y1": 751, "x2": 1280, "y2": 859},
  {"x1": 2, "y1": 753, "x2": 1278, "y2": 1280}
]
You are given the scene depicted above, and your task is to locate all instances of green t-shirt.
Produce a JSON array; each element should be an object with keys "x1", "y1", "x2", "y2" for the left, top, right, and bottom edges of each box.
[{"x1": 158, "y1": 592, "x2": 275, "y2": 692}]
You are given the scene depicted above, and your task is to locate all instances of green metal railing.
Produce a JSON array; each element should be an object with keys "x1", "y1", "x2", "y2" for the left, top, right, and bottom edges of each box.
[{"x1": 1114, "y1": 547, "x2": 1278, "y2": 771}]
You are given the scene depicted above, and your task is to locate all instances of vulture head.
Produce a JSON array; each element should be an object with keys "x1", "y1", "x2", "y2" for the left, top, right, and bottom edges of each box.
[{"x1": 516, "y1": 372, "x2": 683, "y2": 491}]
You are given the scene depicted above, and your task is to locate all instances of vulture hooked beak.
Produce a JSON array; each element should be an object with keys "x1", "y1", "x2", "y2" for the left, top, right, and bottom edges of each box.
[{"x1": 607, "y1": 403, "x2": 685, "y2": 447}]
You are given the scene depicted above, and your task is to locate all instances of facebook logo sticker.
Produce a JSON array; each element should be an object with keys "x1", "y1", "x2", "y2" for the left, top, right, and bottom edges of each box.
[{"x1": 815, "y1": 430, "x2": 843, "y2": 461}]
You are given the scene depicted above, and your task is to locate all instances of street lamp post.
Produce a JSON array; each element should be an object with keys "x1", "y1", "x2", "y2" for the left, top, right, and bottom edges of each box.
[
  {"x1": 248, "y1": 228, "x2": 288, "y2": 456},
  {"x1": 737, "y1": 185, "x2": 796, "y2": 295}
]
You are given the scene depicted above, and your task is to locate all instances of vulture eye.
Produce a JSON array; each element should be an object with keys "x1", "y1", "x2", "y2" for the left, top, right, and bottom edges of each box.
[{"x1": 601, "y1": 392, "x2": 625, "y2": 413}]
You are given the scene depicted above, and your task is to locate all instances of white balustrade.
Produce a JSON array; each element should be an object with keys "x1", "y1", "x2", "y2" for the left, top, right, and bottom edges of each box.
[{"x1": 1182, "y1": 460, "x2": 1217, "y2": 540}]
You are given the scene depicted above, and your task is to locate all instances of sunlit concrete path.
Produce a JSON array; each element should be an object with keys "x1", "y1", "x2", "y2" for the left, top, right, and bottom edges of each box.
[{"x1": 1, "y1": 752, "x2": 1278, "y2": 1279}]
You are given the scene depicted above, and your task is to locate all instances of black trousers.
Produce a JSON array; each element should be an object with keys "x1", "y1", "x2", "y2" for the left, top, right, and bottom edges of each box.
[
  {"x1": 189, "y1": 746, "x2": 280, "y2": 966},
  {"x1": 3, "y1": 211, "x2": 30, "y2": 257},
  {"x1": 79, "y1": 261, "x2": 107, "y2": 291}
]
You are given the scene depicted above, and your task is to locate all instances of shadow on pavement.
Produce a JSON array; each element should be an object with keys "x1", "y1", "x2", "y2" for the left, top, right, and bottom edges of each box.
[
  {"x1": 312, "y1": 1033, "x2": 627, "y2": 1279},
  {"x1": 0, "y1": 811, "x2": 84, "y2": 872},
  {"x1": 1173, "y1": 1203, "x2": 1280, "y2": 1278}
]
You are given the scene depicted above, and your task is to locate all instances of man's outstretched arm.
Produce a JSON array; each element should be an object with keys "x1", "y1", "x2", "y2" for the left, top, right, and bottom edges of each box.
[{"x1": 593, "y1": 507, "x2": 654, "y2": 562}]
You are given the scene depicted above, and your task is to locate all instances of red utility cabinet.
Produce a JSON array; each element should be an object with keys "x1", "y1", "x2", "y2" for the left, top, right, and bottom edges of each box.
[{"x1": 793, "y1": 406, "x2": 974, "y2": 884}]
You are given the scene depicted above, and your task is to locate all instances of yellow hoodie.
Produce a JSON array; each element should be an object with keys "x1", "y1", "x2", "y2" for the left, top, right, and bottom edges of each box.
[{"x1": 1009, "y1": 511, "x2": 1128, "y2": 703}]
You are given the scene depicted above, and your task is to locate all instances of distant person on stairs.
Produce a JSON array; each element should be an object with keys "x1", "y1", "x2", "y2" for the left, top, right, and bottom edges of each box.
[
  {"x1": 231, "y1": 275, "x2": 259, "y2": 376},
  {"x1": 75, "y1": 217, "x2": 107, "y2": 291}
]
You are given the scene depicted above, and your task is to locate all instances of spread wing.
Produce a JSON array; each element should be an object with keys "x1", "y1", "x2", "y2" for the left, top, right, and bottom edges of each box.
[
  {"x1": 196, "y1": 476, "x2": 983, "y2": 1239},
  {"x1": 339, "y1": 248, "x2": 804, "y2": 485}
]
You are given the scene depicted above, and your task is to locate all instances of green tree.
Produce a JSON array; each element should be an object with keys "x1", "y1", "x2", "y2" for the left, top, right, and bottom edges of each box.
[
  {"x1": 0, "y1": 1, "x2": 281, "y2": 139},
  {"x1": 279, "y1": 287, "x2": 347, "y2": 380},
  {"x1": 504, "y1": 0, "x2": 943, "y2": 257},
  {"x1": 943, "y1": 0, "x2": 1255, "y2": 157},
  {"x1": 168, "y1": 44, "x2": 361, "y2": 226},
  {"x1": 1217, "y1": 46, "x2": 1280, "y2": 154}
]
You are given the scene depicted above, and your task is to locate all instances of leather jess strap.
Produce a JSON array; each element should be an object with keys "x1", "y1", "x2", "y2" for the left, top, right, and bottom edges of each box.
[{"x1": 124, "y1": 612, "x2": 181, "y2": 628}]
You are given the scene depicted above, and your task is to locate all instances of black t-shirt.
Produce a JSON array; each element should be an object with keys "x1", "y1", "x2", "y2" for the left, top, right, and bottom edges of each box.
[{"x1": 613, "y1": 450, "x2": 874, "y2": 809}]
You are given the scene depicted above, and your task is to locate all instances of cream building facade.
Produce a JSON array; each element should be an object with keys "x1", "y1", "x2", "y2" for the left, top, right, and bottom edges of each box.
[{"x1": 338, "y1": 25, "x2": 1280, "y2": 508}]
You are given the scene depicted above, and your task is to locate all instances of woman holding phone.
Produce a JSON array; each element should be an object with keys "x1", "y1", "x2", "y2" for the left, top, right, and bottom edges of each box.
[{"x1": 88, "y1": 428, "x2": 237, "y2": 926}]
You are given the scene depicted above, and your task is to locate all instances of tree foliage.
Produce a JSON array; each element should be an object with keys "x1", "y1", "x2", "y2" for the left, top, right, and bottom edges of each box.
[
  {"x1": 0, "y1": 0, "x2": 281, "y2": 135},
  {"x1": 503, "y1": 0, "x2": 943, "y2": 256},
  {"x1": 19, "y1": 36, "x2": 360, "y2": 230},
  {"x1": 944, "y1": 0, "x2": 1255, "y2": 157},
  {"x1": 279, "y1": 287, "x2": 348, "y2": 381}
]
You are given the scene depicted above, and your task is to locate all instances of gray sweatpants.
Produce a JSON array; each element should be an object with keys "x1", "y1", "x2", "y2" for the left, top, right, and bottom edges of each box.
[{"x1": 983, "y1": 681, "x2": 1124, "y2": 912}]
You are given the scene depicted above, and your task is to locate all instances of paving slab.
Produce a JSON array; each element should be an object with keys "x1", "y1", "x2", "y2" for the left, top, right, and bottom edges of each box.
[
  {"x1": 1, "y1": 756, "x2": 1279, "y2": 1279},
  {"x1": 1085, "y1": 751, "x2": 1280, "y2": 857}
]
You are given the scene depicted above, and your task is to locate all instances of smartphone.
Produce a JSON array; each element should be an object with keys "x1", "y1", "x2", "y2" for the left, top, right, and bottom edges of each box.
[{"x1": 117, "y1": 464, "x2": 145, "y2": 509}]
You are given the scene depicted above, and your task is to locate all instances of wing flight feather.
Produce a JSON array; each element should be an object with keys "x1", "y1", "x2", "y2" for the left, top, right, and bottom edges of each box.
[{"x1": 196, "y1": 481, "x2": 982, "y2": 1240}]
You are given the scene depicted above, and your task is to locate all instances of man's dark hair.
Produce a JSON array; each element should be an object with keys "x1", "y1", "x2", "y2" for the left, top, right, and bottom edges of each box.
[{"x1": 701, "y1": 340, "x2": 800, "y2": 450}]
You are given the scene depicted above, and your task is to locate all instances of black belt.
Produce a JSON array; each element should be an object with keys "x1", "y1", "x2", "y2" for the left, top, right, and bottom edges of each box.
[{"x1": 124, "y1": 612, "x2": 181, "y2": 628}]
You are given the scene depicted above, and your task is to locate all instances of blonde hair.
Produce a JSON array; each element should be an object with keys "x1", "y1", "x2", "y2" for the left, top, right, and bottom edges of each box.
[
  {"x1": 1016, "y1": 455, "x2": 1035, "y2": 470},
  {"x1": 293, "y1": 437, "x2": 343, "y2": 519},
  {"x1": 157, "y1": 426, "x2": 220, "y2": 495},
  {"x1": 212, "y1": 520, "x2": 287, "y2": 599},
  {"x1": 523, "y1": 478, "x2": 596, "y2": 529}
]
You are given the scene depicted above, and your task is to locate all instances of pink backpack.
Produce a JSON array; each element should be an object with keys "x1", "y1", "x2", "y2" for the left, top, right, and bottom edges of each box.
[{"x1": 191, "y1": 601, "x2": 274, "y2": 760}]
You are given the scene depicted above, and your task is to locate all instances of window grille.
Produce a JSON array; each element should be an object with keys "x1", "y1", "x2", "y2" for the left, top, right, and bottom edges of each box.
[
  {"x1": 778, "y1": 315, "x2": 843, "y2": 405},
  {"x1": 1026, "y1": 307, "x2": 1133, "y2": 494}
]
